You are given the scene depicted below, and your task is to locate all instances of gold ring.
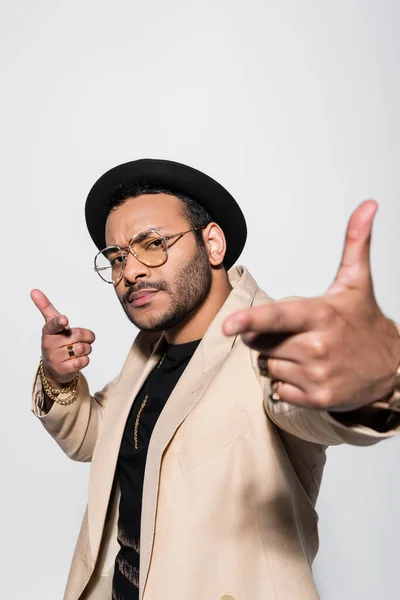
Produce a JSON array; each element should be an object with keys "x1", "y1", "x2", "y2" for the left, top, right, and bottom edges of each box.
[
  {"x1": 67, "y1": 344, "x2": 76, "y2": 360},
  {"x1": 258, "y1": 355, "x2": 270, "y2": 378},
  {"x1": 269, "y1": 380, "x2": 283, "y2": 403}
]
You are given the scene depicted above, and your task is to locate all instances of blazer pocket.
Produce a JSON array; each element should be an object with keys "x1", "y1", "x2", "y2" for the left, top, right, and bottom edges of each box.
[{"x1": 177, "y1": 410, "x2": 250, "y2": 472}]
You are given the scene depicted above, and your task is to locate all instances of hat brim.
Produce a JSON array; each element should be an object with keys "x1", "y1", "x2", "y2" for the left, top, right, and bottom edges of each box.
[{"x1": 85, "y1": 158, "x2": 247, "y2": 270}]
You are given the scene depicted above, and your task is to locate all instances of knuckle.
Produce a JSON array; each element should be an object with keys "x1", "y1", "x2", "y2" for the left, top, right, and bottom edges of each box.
[
  {"x1": 306, "y1": 364, "x2": 329, "y2": 385},
  {"x1": 74, "y1": 342, "x2": 84, "y2": 356},
  {"x1": 307, "y1": 336, "x2": 329, "y2": 360}
]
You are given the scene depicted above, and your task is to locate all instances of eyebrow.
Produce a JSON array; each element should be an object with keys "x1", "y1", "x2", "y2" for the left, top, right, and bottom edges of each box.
[
  {"x1": 130, "y1": 226, "x2": 166, "y2": 237},
  {"x1": 107, "y1": 226, "x2": 170, "y2": 248},
  {"x1": 144, "y1": 226, "x2": 164, "y2": 233},
  {"x1": 120, "y1": 226, "x2": 167, "y2": 246}
]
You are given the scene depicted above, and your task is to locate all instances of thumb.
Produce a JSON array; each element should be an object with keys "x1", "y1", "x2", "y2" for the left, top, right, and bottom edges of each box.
[
  {"x1": 30, "y1": 289, "x2": 68, "y2": 331},
  {"x1": 327, "y1": 200, "x2": 378, "y2": 296}
]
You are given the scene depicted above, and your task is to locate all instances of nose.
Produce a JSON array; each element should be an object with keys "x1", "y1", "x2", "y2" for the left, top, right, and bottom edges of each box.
[{"x1": 120, "y1": 252, "x2": 152, "y2": 286}]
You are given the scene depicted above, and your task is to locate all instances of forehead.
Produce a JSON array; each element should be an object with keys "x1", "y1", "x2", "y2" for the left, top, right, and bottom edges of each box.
[{"x1": 105, "y1": 193, "x2": 187, "y2": 246}]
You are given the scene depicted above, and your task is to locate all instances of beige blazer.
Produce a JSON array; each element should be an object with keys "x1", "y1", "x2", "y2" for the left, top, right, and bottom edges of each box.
[{"x1": 32, "y1": 266, "x2": 398, "y2": 600}]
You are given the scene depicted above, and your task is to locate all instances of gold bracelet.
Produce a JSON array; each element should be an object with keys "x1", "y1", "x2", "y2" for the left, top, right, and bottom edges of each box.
[{"x1": 39, "y1": 358, "x2": 80, "y2": 406}]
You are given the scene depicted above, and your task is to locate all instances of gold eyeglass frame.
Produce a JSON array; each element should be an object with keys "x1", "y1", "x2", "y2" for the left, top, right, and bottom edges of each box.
[{"x1": 94, "y1": 226, "x2": 206, "y2": 286}]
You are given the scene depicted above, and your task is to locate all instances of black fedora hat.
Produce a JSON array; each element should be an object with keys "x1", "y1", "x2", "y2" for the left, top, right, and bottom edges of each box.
[{"x1": 85, "y1": 158, "x2": 247, "y2": 270}]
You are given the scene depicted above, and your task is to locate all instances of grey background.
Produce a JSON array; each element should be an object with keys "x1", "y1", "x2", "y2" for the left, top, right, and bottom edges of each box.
[{"x1": 1, "y1": 1, "x2": 399, "y2": 598}]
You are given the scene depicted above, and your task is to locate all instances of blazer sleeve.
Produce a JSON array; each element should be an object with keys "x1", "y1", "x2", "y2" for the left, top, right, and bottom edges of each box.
[
  {"x1": 263, "y1": 386, "x2": 400, "y2": 446},
  {"x1": 31, "y1": 330, "x2": 161, "y2": 462},
  {"x1": 31, "y1": 367, "x2": 119, "y2": 462},
  {"x1": 250, "y1": 351, "x2": 400, "y2": 446}
]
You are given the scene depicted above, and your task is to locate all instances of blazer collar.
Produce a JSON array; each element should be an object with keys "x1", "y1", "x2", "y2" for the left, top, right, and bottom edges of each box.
[
  {"x1": 87, "y1": 332, "x2": 164, "y2": 562},
  {"x1": 139, "y1": 265, "x2": 260, "y2": 596},
  {"x1": 200, "y1": 265, "x2": 258, "y2": 372}
]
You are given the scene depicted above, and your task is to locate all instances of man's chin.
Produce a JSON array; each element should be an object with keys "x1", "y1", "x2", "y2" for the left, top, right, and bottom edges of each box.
[
  {"x1": 125, "y1": 305, "x2": 170, "y2": 332},
  {"x1": 127, "y1": 303, "x2": 192, "y2": 333}
]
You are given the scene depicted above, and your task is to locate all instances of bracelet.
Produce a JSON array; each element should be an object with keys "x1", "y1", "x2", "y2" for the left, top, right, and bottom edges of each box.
[{"x1": 39, "y1": 358, "x2": 80, "y2": 406}]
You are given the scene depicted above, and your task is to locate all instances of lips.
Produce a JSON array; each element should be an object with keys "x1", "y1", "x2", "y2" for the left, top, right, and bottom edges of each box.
[{"x1": 128, "y1": 290, "x2": 159, "y2": 306}]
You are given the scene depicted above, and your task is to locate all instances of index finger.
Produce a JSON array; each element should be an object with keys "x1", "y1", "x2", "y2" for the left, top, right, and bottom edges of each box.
[
  {"x1": 222, "y1": 299, "x2": 321, "y2": 337},
  {"x1": 31, "y1": 289, "x2": 61, "y2": 323}
]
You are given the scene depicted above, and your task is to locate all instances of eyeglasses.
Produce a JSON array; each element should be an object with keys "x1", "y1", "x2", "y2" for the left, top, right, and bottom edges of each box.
[{"x1": 94, "y1": 226, "x2": 205, "y2": 285}]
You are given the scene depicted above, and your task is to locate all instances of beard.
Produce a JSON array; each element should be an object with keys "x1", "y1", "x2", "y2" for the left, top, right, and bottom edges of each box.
[{"x1": 120, "y1": 244, "x2": 212, "y2": 333}]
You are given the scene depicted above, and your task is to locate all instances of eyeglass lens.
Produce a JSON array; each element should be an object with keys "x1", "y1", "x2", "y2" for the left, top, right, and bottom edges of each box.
[{"x1": 95, "y1": 231, "x2": 167, "y2": 283}]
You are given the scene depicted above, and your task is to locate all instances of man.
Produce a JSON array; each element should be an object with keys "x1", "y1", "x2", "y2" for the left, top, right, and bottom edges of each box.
[{"x1": 31, "y1": 159, "x2": 400, "y2": 600}]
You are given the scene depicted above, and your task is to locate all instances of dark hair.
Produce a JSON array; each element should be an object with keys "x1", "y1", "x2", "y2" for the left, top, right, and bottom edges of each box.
[{"x1": 105, "y1": 183, "x2": 213, "y2": 247}]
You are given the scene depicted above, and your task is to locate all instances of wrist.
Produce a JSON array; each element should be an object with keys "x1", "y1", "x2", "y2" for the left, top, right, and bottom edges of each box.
[
  {"x1": 39, "y1": 358, "x2": 79, "y2": 406},
  {"x1": 44, "y1": 371, "x2": 69, "y2": 390},
  {"x1": 42, "y1": 362, "x2": 73, "y2": 389}
]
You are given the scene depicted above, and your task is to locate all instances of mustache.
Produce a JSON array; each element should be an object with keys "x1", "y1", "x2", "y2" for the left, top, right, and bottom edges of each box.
[{"x1": 123, "y1": 280, "x2": 170, "y2": 304}]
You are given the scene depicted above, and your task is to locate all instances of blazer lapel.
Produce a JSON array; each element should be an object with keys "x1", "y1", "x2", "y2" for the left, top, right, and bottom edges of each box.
[
  {"x1": 87, "y1": 332, "x2": 163, "y2": 562},
  {"x1": 139, "y1": 266, "x2": 261, "y2": 597}
]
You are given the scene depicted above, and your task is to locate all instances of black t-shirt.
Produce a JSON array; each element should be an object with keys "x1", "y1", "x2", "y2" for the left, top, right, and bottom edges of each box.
[{"x1": 112, "y1": 338, "x2": 201, "y2": 599}]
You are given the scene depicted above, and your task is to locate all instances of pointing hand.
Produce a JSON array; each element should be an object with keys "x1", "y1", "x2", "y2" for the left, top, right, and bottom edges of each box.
[
  {"x1": 31, "y1": 289, "x2": 96, "y2": 388},
  {"x1": 223, "y1": 201, "x2": 400, "y2": 411}
]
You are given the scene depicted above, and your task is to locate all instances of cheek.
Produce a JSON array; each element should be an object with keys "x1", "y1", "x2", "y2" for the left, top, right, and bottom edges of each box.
[{"x1": 153, "y1": 263, "x2": 180, "y2": 290}]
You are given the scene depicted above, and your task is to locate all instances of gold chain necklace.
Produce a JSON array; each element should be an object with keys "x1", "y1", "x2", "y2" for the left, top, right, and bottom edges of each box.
[{"x1": 133, "y1": 353, "x2": 166, "y2": 450}]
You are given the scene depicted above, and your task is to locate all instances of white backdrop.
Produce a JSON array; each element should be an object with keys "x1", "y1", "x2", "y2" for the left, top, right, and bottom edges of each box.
[{"x1": 1, "y1": 1, "x2": 399, "y2": 598}]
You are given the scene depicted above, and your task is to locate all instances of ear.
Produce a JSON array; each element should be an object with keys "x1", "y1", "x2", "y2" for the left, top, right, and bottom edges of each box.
[{"x1": 203, "y1": 222, "x2": 226, "y2": 267}]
